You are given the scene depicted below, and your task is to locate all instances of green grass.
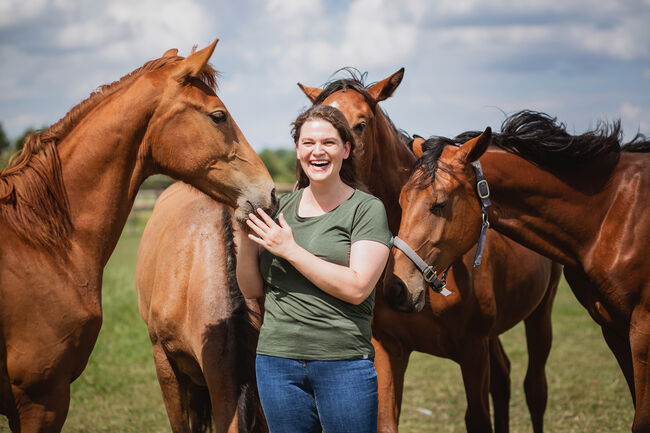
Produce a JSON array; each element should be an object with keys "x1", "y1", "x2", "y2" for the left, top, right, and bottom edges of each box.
[{"x1": 1, "y1": 228, "x2": 634, "y2": 432}]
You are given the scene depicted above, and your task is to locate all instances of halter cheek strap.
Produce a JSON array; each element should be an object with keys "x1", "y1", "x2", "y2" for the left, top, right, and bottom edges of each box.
[
  {"x1": 471, "y1": 161, "x2": 491, "y2": 268},
  {"x1": 391, "y1": 159, "x2": 492, "y2": 297},
  {"x1": 392, "y1": 236, "x2": 452, "y2": 297}
]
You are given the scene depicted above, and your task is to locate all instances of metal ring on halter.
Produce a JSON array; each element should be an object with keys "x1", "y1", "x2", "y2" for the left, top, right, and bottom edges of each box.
[
  {"x1": 476, "y1": 179, "x2": 490, "y2": 199},
  {"x1": 422, "y1": 266, "x2": 438, "y2": 284}
]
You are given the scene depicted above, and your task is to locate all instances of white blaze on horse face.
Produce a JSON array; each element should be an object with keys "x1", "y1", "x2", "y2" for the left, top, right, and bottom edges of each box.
[{"x1": 328, "y1": 101, "x2": 340, "y2": 110}]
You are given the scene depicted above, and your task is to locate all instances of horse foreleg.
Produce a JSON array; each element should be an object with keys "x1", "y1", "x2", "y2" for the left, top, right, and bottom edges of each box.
[
  {"x1": 10, "y1": 379, "x2": 70, "y2": 433},
  {"x1": 522, "y1": 274, "x2": 556, "y2": 433},
  {"x1": 459, "y1": 338, "x2": 492, "y2": 433},
  {"x1": 630, "y1": 306, "x2": 650, "y2": 433},
  {"x1": 373, "y1": 336, "x2": 410, "y2": 433},
  {"x1": 488, "y1": 337, "x2": 511, "y2": 433},
  {"x1": 151, "y1": 343, "x2": 192, "y2": 433}
]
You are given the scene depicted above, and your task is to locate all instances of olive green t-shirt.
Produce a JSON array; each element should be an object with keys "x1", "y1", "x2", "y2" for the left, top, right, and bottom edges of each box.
[{"x1": 257, "y1": 188, "x2": 393, "y2": 360}]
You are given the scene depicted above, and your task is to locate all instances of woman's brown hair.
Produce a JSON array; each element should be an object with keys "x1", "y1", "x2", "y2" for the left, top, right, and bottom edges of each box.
[{"x1": 291, "y1": 105, "x2": 358, "y2": 189}]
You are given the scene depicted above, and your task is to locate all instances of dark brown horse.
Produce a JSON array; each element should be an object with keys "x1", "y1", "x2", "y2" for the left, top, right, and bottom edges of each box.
[
  {"x1": 135, "y1": 183, "x2": 267, "y2": 433},
  {"x1": 299, "y1": 72, "x2": 561, "y2": 433},
  {"x1": 0, "y1": 40, "x2": 276, "y2": 432},
  {"x1": 388, "y1": 112, "x2": 650, "y2": 432}
]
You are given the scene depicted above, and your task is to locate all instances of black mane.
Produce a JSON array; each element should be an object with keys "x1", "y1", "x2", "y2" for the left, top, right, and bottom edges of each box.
[
  {"x1": 313, "y1": 67, "x2": 411, "y2": 148},
  {"x1": 494, "y1": 110, "x2": 625, "y2": 168},
  {"x1": 314, "y1": 67, "x2": 376, "y2": 108},
  {"x1": 414, "y1": 110, "x2": 649, "y2": 186}
]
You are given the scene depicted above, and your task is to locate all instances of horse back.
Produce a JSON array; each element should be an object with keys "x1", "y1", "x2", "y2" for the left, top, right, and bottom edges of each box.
[{"x1": 135, "y1": 182, "x2": 238, "y2": 363}]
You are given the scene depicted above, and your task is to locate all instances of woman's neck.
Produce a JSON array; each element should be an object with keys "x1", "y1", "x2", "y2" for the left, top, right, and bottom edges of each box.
[{"x1": 302, "y1": 178, "x2": 354, "y2": 215}]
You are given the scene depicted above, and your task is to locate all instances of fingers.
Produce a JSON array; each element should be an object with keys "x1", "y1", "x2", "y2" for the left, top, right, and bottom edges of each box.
[
  {"x1": 256, "y1": 208, "x2": 277, "y2": 227},
  {"x1": 247, "y1": 233, "x2": 264, "y2": 246},
  {"x1": 278, "y1": 213, "x2": 289, "y2": 228},
  {"x1": 246, "y1": 216, "x2": 268, "y2": 238}
]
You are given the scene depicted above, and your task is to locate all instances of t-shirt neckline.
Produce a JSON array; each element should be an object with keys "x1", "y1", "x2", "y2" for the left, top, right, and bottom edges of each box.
[{"x1": 295, "y1": 188, "x2": 357, "y2": 220}]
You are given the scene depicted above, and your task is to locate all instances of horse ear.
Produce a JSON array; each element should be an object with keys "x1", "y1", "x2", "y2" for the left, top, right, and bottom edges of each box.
[
  {"x1": 460, "y1": 127, "x2": 491, "y2": 163},
  {"x1": 411, "y1": 135, "x2": 425, "y2": 158},
  {"x1": 368, "y1": 67, "x2": 404, "y2": 102},
  {"x1": 297, "y1": 83, "x2": 323, "y2": 103},
  {"x1": 162, "y1": 48, "x2": 178, "y2": 58},
  {"x1": 174, "y1": 38, "x2": 219, "y2": 82}
]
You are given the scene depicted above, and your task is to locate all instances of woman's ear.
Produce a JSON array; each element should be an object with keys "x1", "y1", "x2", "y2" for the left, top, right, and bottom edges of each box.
[{"x1": 343, "y1": 141, "x2": 351, "y2": 159}]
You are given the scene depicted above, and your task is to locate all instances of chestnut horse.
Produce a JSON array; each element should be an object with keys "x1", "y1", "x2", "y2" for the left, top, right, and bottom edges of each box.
[
  {"x1": 298, "y1": 71, "x2": 561, "y2": 432},
  {"x1": 135, "y1": 183, "x2": 267, "y2": 433},
  {"x1": 388, "y1": 112, "x2": 650, "y2": 432},
  {"x1": 0, "y1": 40, "x2": 276, "y2": 432}
]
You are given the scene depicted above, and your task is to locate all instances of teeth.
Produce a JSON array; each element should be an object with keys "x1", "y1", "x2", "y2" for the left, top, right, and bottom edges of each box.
[{"x1": 311, "y1": 161, "x2": 329, "y2": 166}]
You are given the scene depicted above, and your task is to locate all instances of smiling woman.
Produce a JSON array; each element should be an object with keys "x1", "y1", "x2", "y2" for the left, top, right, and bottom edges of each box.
[{"x1": 236, "y1": 104, "x2": 393, "y2": 433}]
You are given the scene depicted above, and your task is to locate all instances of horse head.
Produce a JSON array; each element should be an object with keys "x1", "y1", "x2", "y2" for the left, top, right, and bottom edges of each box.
[
  {"x1": 384, "y1": 128, "x2": 492, "y2": 312},
  {"x1": 297, "y1": 68, "x2": 405, "y2": 187},
  {"x1": 141, "y1": 40, "x2": 276, "y2": 221}
]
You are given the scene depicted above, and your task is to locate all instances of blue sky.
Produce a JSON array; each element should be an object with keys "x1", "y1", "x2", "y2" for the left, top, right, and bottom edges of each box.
[{"x1": 1, "y1": 0, "x2": 648, "y2": 150}]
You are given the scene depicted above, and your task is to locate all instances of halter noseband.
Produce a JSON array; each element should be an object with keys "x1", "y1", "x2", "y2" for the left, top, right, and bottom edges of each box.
[{"x1": 392, "y1": 159, "x2": 492, "y2": 297}]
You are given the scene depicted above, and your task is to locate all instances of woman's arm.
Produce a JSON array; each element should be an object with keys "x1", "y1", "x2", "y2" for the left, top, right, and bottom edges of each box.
[
  {"x1": 236, "y1": 228, "x2": 265, "y2": 299},
  {"x1": 246, "y1": 210, "x2": 390, "y2": 305}
]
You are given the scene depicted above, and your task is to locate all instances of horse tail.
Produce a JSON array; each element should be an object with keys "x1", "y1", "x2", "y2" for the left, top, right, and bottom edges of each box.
[
  {"x1": 188, "y1": 381, "x2": 213, "y2": 433},
  {"x1": 222, "y1": 206, "x2": 267, "y2": 433}
]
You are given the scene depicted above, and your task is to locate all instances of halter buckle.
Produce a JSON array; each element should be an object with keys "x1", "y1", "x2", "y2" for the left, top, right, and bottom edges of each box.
[
  {"x1": 422, "y1": 266, "x2": 438, "y2": 284},
  {"x1": 476, "y1": 179, "x2": 490, "y2": 199}
]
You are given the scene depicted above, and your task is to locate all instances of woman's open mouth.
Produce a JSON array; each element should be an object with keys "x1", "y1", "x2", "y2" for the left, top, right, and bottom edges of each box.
[{"x1": 310, "y1": 160, "x2": 330, "y2": 171}]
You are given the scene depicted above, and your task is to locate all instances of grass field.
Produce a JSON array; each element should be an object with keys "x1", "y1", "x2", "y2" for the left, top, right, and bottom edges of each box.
[{"x1": 1, "y1": 227, "x2": 633, "y2": 432}]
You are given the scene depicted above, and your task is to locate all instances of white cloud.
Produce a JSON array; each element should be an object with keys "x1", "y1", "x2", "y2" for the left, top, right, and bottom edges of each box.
[
  {"x1": 1, "y1": 0, "x2": 649, "y2": 146},
  {"x1": 0, "y1": 0, "x2": 48, "y2": 26},
  {"x1": 621, "y1": 103, "x2": 641, "y2": 119}
]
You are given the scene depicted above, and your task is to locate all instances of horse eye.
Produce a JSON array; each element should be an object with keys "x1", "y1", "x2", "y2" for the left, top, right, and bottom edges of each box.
[
  {"x1": 209, "y1": 110, "x2": 227, "y2": 124},
  {"x1": 430, "y1": 202, "x2": 447, "y2": 215},
  {"x1": 353, "y1": 122, "x2": 367, "y2": 133}
]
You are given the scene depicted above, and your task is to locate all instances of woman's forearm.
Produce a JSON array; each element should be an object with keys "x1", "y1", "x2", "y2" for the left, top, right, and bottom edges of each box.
[
  {"x1": 283, "y1": 241, "x2": 389, "y2": 305},
  {"x1": 236, "y1": 232, "x2": 265, "y2": 299}
]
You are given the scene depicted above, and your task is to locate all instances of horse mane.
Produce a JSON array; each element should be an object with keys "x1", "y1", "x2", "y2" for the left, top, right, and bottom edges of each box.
[
  {"x1": 0, "y1": 49, "x2": 219, "y2": 249},
  {"x1": 493, "y1": 110, "x2": 628, "y2": 168},
  {"x1": 314, "y1": 67, "x2": 376, "y2": 108},
  {"x1": 222, "y1": 207, "x2": 266, "y2": 433},
  {"x1": 314, "y1": 67, "x2": 412, "y2": 150},
  {"x1": 413, "y1": 110, "x2": 649, "y2": 188}
]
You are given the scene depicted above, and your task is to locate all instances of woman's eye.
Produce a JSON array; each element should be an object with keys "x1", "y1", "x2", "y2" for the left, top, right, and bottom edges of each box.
[{"x1": 209, "y1": 110, "x2": 227, "y2": 124}]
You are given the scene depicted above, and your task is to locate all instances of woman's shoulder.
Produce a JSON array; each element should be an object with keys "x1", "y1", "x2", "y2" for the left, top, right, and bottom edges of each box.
[{"x1": 350, "y1": 189, "x2": 385, "y2": 208}]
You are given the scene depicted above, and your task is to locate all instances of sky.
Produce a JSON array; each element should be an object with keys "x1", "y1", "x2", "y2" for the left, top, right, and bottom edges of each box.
[{"x1": 1, "y1": 0, "x2": 649, "y2": 151}]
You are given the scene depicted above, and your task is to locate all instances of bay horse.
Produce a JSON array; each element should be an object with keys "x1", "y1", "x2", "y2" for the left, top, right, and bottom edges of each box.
[
  {"x1": 387, "y1": 111, "x2": 650, "y2": 432},
  {"x1": 135, "y1": 183, "x2": 267, "y2": 433},
  {"x1": 0, "y1": 40, "x2": 276, "y2": 432},
  {"x1": 298, "y1": 71, "x2": 561, "y2": 432}
]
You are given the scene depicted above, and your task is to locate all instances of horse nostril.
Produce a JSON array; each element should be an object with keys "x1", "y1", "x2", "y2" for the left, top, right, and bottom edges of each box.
[
  {"x1": 384, "y1": 280, "x2": 408, "y2": 310},
  {"x1": 271, "y1": 188, "x2": 278, "y2": 208}
]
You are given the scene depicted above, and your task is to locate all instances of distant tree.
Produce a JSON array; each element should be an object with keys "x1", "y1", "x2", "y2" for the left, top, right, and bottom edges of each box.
[
  {"x1": 259, "y1": 148, "x2": 296, "y2": 184},
  {"x1": 0, "y1": 122, "x2": 10, "y2": 154},
  {"x1": 14, "y1": 127, "x2": 37, "y2": 152}
]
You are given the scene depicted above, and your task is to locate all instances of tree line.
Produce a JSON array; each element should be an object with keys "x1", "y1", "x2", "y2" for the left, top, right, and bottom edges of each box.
[{"x1": 0, "y1": 122, "x2": 297, "y2": 185}]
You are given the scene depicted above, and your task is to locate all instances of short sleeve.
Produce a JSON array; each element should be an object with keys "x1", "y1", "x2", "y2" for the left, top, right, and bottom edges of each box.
[{"x1": 350, "y1": 197, "x2": 393, "y2": 247}]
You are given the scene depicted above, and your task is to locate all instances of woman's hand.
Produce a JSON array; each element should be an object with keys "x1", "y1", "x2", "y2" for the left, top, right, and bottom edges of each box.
[{"x1": 246, "y1": 209, "x2": 299, "y2": 260}]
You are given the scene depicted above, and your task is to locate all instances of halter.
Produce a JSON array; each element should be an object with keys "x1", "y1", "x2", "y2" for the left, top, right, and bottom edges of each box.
[{"x1": 392, "y1": 159, "x2": 492, "y2": 296}]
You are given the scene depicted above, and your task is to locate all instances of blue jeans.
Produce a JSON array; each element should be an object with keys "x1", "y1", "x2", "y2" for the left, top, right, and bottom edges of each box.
[{"x1": 255, "y1": 354, "x2": 378, "y2": 433}]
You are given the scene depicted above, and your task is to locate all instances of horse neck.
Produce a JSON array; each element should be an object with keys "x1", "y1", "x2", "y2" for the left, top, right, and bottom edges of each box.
[
  {"x1": 57, "y1": 81, "x2": 156, "y2": 268},
  {"x1": 365, "y1": 110, "x2": 416, "y2": 233},
  {"x1": 480, "y1": 149, "x2": 614, "y2": 267}
]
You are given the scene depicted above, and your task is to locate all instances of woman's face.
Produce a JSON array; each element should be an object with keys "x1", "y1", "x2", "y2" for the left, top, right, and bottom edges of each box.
[{"x1": 296, "y1": 119, "x2": 351, "y2": 185}]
